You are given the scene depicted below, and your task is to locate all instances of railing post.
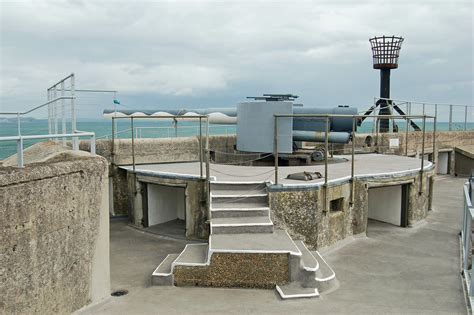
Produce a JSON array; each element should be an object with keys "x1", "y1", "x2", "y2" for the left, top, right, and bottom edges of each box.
[
  {"x1": 61, "y1": 81, "x2": 66, "y2": 145},
  {"x1": 174, "y1": 118, "x2": 178, "y2": 137},
  {"x1": 47, "y1": 89, "x2": 50, "y2": 135},
  {"x1": 53, "y1": 87, "x2": 58, "y2": 136},
  {"x1": 350, "y1": 116, "x2": 356, "y2": 205},
  {"x1": 205, "y1": 117, "x2": 210, "y2": 181},
  {"x1": 17, "y1": 137, "x2": 24, "y2": 168},
  {"x1": 205, "y1": 117, "x2": 211, "y2": 221},
  {"x1": 17, "y1": 112, "x2": 21, "y2": 136},
  {"x1": 274, "y1": 116, "x2": 278, "y2": 185},
  {"x1": 419, "y1": 116, "x2": 426, "y2": 194},
  {"x1": 465, "y1": 105, "x2": 468, "y2": 131},
  {"x1": 449, "y1": 104, "x2": 453, "y2": 131},
  {"x1": 111, "y1": 117, "x2": 115, "y2": 166},
  {"x1": 71, "y1": 74, "x2": 78, "y2": 150},
  {"x1": 432, "y1": 116, "x2": 437, "y2": 164},
  {"x1": 199, "y1": 117, "x2": 203, "y2": 179},
  {"x1": 324, "y1": 116, "x2": 329, "y2": 212},
  {"x1": 90, "y1": 134, "x2": 96, "y2": 156},
  {"x1": 131, "y1": 117, "x2": 135, "y2": 172},
  {"x1": 405, "y1": 116, "x2": 409, "y2": 156},
  {"x1": 375, "y1": 117, "x2": 379, "y2": 153}
]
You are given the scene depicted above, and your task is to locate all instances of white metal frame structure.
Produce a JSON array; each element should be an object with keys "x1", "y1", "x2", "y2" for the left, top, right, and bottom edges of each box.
[
  {"x1": 461, "y1": 177, "x2": 474, "y2": 308},
  {"x1": 0, "y1": 74, "x2": 98, "y2": 168}
]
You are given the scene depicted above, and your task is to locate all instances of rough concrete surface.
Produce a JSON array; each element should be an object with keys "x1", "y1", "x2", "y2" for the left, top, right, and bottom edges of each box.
[
  {"x1": 0, "y1": 156, "x2": 110, "y2": 314},
  {"x1": 174, "y1": 253, "x2": 289, "y2": 289},
  {"x1": 82, "y1": 175, "x2": 467, "y2": 315}
]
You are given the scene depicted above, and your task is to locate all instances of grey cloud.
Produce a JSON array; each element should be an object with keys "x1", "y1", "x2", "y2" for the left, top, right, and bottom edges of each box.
[{"x1": 0, "y1": 0, "x2": 472, "y2": 119}]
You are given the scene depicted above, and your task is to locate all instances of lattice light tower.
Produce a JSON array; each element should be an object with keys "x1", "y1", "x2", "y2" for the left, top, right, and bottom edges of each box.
[{"x1": 370, "y1": 35, "x2": 404, "y2": 132}]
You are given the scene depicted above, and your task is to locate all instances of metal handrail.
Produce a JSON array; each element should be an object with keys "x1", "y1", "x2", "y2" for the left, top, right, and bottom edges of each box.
[
  {"x1": 0, "y1": 131, "x2": 96, "y2": 168},
  {"x1": 375, "y1": 96, "x2": 473, "y2": 108},
  {"x1": 134, "y1": 124, "x2": 236, "y2": 138},
  {"x1": 373, "y1": 97, "x2": 473, "y2": 132},
  {"x1": 0, "y1": 96, "x2": 75, "y2": 115}
]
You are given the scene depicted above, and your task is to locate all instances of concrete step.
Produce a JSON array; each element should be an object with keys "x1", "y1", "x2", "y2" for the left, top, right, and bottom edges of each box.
[
  {"x1": 210, "y1": 229, "x2": 301, "y2": 255},
  {"x1": 211, "y1": 195, "x2": 268, "y2": 209},
  {"x1": 276, "y1": 282, "x2": 319, "y2": 299},
  {"x1": 173, "y1": 243, "x2": 209, "y2": 267},
  {"x1": 151, "y1": 254, "x2": 180, "y2": 286},
  {"x1": 211, "y1": 189, "x2": 267, "y2": 196},
  {"x1": 313, "y1": 251, "x2": 338, "y2": 293},
  {"x1": 211, "y1": 216, "x2": 274, "y2": 234},
  {"x1": 211, "y1": 207, "x2": 270, "y2": 218},
  {"x1": 211, "y1": 182, "x2": 267, "y2": 195}
]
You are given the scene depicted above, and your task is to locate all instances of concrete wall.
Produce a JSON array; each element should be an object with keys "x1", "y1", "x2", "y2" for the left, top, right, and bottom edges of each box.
[
  {"x1": 80, "y1": 135, "x2": 238, "y2": 166},
  {"x1": 454, "y1": 146, "x2": 474, "y2": 177},
  {"x1": 269, "y1": 169, "x2": 433, "y2": 250},
  {"x1": 0, "y1": 156, "x2": 110, "y2": 314}
]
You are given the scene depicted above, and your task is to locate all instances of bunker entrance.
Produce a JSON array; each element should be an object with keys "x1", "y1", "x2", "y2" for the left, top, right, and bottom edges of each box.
[
  {"x1": 437, "y1": 151, "x2": 451, "y2": 175},
  {"x1": 144, "y1": 183, "x2": 186, "y2": 238},
  {"x1": 367, "y1": 184, "x2": 409, "y2": 229}
]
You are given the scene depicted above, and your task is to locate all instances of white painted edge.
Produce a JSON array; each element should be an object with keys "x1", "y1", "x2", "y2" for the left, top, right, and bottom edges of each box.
[
  {"x1": 152, "y1": 254, "x2": 177, "y2": 276},
  {"x1": 210, "y1": 218, "x2": 273, "y2": 234},
  {"x1": 122, "y1": 167, "x2": 218, "y2": 182},
  {"x1": 276, "y1": 161, "x2": 434, "y2": 188},
  {"x1": 211, "y1": 180, "x2": 270, "y2": 184},
  {"x1": 294, "y1": 240, "x2": 319, "y2": 272},
  {"x1": 276, "y1": 285, "x2": 319, "y2": 299},
  {"x1": 211, "y1": 207, "x2": 270, "y2": 211},
  {"x1": 122, "y1": 159, "x2": 432, "y2": 189},
  {"x1": 211, "y1": 221, "x2": 273, "y2": 227},
  {"x1": 313, "y1": 251, "x2": 336, "y2": 282},
  {"x1": 211, "y1": 193, "x2": 268, "y2": 198},
  {"x1": 211, "y1": 248, "x2": 301, "y2": 255}
]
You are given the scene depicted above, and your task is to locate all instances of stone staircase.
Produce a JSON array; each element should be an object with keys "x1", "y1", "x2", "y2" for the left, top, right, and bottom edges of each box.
[{"x1": 151, "y1": 181, "x2": 338, "y2": 299}]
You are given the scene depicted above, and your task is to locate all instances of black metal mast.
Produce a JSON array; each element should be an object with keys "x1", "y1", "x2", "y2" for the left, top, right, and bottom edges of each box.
[{"x1": 370, "y1": 35, "x2": 404, "y2": 132}]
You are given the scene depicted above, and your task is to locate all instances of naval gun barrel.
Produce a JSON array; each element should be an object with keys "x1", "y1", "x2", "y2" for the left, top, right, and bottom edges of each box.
[{"x1": 292, "y1": 130, "x2": 351, "y2": 144}]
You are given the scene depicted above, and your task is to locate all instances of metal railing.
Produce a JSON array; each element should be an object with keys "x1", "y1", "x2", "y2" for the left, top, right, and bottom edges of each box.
[
  {"x1": 0, "y1": 74, "x2": 101, "y2": 167},
  {"x1": 274, "y1": 114, "x2": 436, "y2": 212},
  {"x1": 0, "y1": 132, "x2": 96, "y2": 168},
  {"x1": 374, "y1": 97, "x2": 473, "y2": 131},
  {"x1": 461, "y1": 176, "x2": 474, "y2": 300},
  {"x1": 134, "y1": 124, "x2": 236, "y2": 139},
  {"x1": 111, "y1": 115, "x2": 212, "y2": 219}
]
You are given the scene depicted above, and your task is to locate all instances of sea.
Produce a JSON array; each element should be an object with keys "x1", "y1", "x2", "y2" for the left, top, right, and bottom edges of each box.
[{"x1": 1, "y1": 119, "x2": 472, "y2": 160}]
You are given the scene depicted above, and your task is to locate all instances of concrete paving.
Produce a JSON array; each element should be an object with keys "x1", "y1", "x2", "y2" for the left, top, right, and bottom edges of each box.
[
  {"x1": 121, "y1": 154, "x2": 432, "y2": 184},
  {"x1": 81, "y1": 175, "x2": 467, "y2": 315}
]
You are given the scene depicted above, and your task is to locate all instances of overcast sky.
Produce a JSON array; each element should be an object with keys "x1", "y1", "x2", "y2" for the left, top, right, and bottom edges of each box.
[{"x1": 0, "y1": 0, "x2": 472, "y2": 119}]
